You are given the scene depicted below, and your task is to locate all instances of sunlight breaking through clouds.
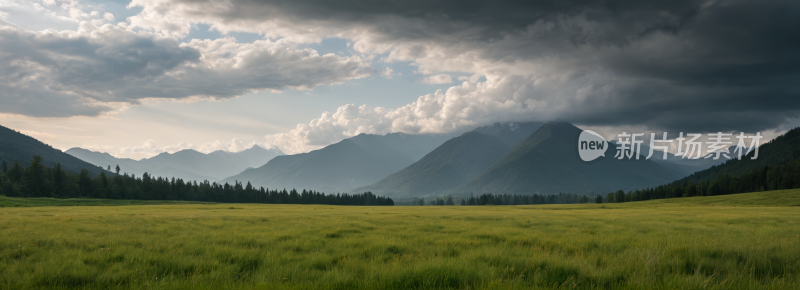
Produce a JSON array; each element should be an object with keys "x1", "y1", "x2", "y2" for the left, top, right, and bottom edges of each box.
[{"x1": 1, "y1": 0, "x2": 798, "y2": 155}]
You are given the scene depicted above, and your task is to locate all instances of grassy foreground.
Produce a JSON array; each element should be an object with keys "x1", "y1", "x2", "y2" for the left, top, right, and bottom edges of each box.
[
  {"x1": 0, "y1": 196, "x2": 208, "y2": 208},
  {"x1": 1, "y1": 190, "x2": 799, "y2": 289}
]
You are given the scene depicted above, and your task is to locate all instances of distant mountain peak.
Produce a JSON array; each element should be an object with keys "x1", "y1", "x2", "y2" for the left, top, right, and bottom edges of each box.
[
  {"x1": 354, "y1": 121, "x2": 546, "y2": 198},
  {"x1": 541, "y1": 120, "x2": 574, "y2": 128},
  {"x1": 67, "y1": 147, "x2": 115, "y2": 158},
  {"x1": 471, "y1": 121, "x2": 545, "y2": 146},
  {"x1": 385, "y1": 132, "x2": 412, "y2": 138},
  {"x1": 173, "y1": 149, "x2": 202, "y2": 155},
  {"x1": 247, "y1": 145, "x2": 266, "y2": 151},
  {"x1": 484, "y1": 122, "x2": 517, "y2": 132},
  {"x1": 449, "y1": 120, "x2": 679, "y2": 195},
  {"x1": 66, "y1": 142, "x2": 284, "y2": 182},
  {"x1": 223, "y1": 132, "x2": 453, "y2": 193}
]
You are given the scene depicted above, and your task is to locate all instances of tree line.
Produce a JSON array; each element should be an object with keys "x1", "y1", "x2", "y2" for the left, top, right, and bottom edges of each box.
[
  {"x1": 594, "y1": 126, "x2": 800, "y2": 204},
  {"x1": 596, "y1": 159, "x2": 800, "y2": 204},
  {"x1": 402, "y1": 159, "x2": 800, "y2": 206},
  {"x1": 0, "y1": 156, "x2": 394, "y2": 206},
  {"x1": 3, "y1": 148, "x2": 797, "y2": 207},
  {"x1": 401, "y1": 192, "x2": 592, "y2": 206}
]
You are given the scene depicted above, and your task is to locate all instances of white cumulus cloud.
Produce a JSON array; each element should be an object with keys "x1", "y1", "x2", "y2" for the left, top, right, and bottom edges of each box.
[
  {"x1": 0, "y1": 21, "x2": 374, "y2": 117},
  {"x1": 421, "y1": 74, "x2": 453, "y2": 84},
  {"x1": 4, "y1": 0, "x2": 798, "y2": 157}
]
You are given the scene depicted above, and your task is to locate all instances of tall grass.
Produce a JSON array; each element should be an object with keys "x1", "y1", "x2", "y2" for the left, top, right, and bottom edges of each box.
[
  {"x1": 0, "y1": 196, "x2": 207, "y2": 207},
  {"x1": 1, "y1": 189, "x2": 799, "y2": 289}
]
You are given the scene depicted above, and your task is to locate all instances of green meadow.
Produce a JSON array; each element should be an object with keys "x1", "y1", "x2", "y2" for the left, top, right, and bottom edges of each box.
[{"x1": 1, "y1": 190, "x2": 799, "y2": 289}]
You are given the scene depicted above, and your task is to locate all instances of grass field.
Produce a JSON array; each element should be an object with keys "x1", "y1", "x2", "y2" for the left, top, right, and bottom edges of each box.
[
  {"x1": 0, "y1": 196, "x2": 207, "y2": 208},
  {"x1": 1, "y1": 190, "x2": 799, "y2": 289}
]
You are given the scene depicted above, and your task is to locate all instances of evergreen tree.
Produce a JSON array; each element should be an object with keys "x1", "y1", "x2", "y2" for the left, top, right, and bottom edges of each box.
[
  {"x1": 78, "y1": 169, "x2": 92, "y2": 197},
  {"x1": 7, "y1": 160, "x2": 24, "y2": 184},
  {"x1": 53, "y1": 163, "x2": 64, "y2": 197},
  {"x1": 92, "y1": 171, "x2": 108, "y2": 198},
  {"x1": 24, "y1": 156, "x2": 46, "y2": 197}
]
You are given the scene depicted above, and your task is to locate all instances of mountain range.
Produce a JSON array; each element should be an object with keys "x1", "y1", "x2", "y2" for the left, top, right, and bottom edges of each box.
[
  {"x1": 222, "y1": 132, "x2": 454, "y2": 192},
  {"x1": 447, "y1": 122, "x2": 681, "y2": 196},
  {"x1": 7, "y1": 119, "x2": 752, "y2": 199},
  {"x1": 353, "y1": 122, "x2": 543, "y2": 197},
  {"x1": 66, "y1": 145, "x2": 284, "y2": 181}
]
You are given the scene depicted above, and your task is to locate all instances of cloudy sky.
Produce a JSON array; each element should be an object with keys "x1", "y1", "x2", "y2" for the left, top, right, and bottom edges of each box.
[{"x1": 1, "y1": 0, "x2": 798, "y2": 159}]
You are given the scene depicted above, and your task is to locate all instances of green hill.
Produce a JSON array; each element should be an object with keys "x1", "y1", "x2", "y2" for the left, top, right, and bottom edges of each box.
[
  {"x1": 0, "y1": 125, "x2": 105, "y2": 177},
  {"x1": 618, "y1": 126, "x2": 800, "y2": 201},
  {"x1": 598, "y1": 188, "x2": 800, "y2": 208},
  {"x1": 676, "y1": 126, "x2": 800, "y2": 184}
]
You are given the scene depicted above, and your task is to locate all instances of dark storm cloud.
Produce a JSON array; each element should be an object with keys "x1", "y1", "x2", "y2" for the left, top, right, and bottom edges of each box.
[
  {"x1": 3, "y1": 0, "x2": 798, "y2": 134},
  {"x1": 126, "y1": 0, "x2": 800, "y2": 133},
  {"x1": 563, "y1": 81, "x2": 800, "y2": 133},
  {"x1": 204, "y1": 0, "x2": 700, "y2": 41}
]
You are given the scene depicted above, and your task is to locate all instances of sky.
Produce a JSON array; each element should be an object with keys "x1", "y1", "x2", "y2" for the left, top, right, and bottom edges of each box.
[{"x1": 1, "y1": 0, "x2": 798, "y2": 160}]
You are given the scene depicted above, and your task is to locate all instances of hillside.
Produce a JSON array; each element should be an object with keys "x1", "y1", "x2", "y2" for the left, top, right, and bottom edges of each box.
[
  {"x1": 372, "y1": 132, "x2": 456, "y2": 161},
  {"x1": 449, "y1": 121, "x2": 680, "y2": 195},
  {"x1": 353, "y1": 132, "x2": 510, "y2": 197},
  {"x1": 223, "y1": 133, "x2": 451, "y2": 192},
  {"x1": 622, "y1": 126, "x2": 800, "y2": 199},
  {"x1": 354, "y1": 122, "x2": 543, "y2": 197},
  {"x1": 65, "y1": 148, "x2": 144, "y2": 175},
  {"x1": 676, "y1": 126, "x2": 800, "y2": 183},
  {"x1": 641, "y1": 143, "x2": 733, "y2": 177},
  {"x1": 471, "y1": 122, "x2": 544, "y2": 145},
  {"x1": 0, "y1": 125, "x2": 106, "y2": 177},
  {"x1": 138, "y1": 150, "x2": 241, "y2": 180},
  {"x1": 615, "y1": 188, "x2": 800, "y2": 207}
]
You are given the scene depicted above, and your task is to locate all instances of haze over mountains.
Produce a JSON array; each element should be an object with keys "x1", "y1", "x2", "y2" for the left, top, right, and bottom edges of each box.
[
  {"x1": 66, "y1": 146, "x2": 283, "y2": 182},
  {"x1": 675, "y1": 126, "x2": 800, "y2": 184},
  {"x1": 222, "y1": 133, "x2": 454, "y2": 193},
  {"x1": 357, "y1": 121, "x2": 688, "y2": 198},
  {"x1": 646, "y1": 144, "x2": 734, "y2": 178},
  {"x1": 354, "y1": 122, "x2": 543, "y2": 197},
  {"x1": 8, "y1": 119, "x2": 748, "y2": 199},
  {"x1": 448, "y1": 122, "x2": 681, "y2": 196}
]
